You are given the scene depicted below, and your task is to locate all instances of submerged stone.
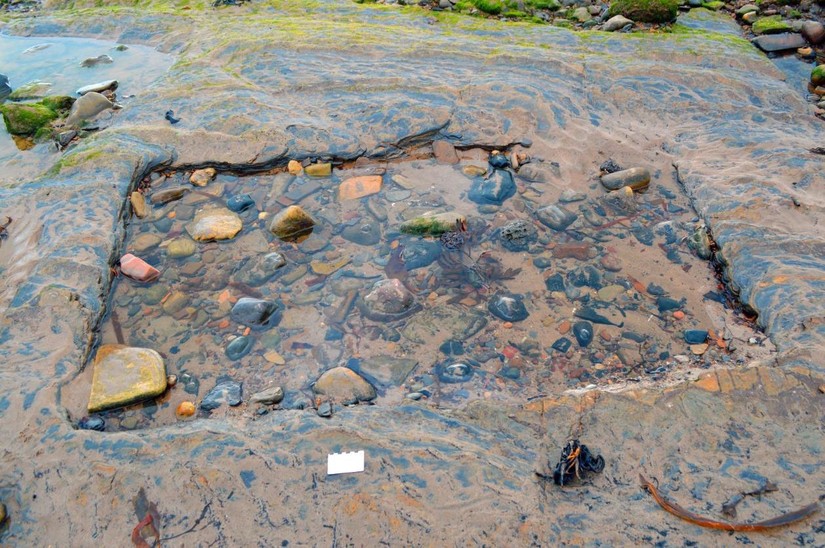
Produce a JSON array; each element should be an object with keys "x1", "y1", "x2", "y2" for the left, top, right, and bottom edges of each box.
[
  {"x1": 230, "y1": 297, "x2": 280, "y2": 330},
  {"x1": 119, "y1": 253, "x2": 160, "y2": 282},
  {"x1": 186, "y1": 207, "x2": 243, "y2": 241},
  {"x1": 189, "y1": 167, "x2": 216, "y2": 187},
  {"x1": 436, "y1": 361, "x2": 475, "y2": 383},
  {"x1": 233, "y1": 252, "x2": 286, "y2": 286},
  {"x1": 400, "y1": 238, "x2": 441, "y2": 269},
  {"x1": 551, "y1": 337, "x2": 572, "y2": 353},
  {"x1": 341, "y1": 221, "x2": 381, "y2": 246},
  {"x1": 357, "y1": 355, "x2": 418, "y2": 387},
  {"x1": 269, "y1": 205, "x2": 316, "y2": 242},
  {"x1": 80, "y1": 54, "x2": 113, "y2": 67},
  {"x1": 600, "y1": 167, "x2": 650, "y2": 192},
  {"x1": 167, "y1": 237, "x2": 197, "y2": 258},
  {"x1": 488, "y1": 292, "x2": 529, "y2": 322},
  {"x1": 500, "y1": 219, "x2": 536, "y2": 251},
  {"x1": 399, "y1": 211, "x2": 466, "y2": 236},
  {"x1": 250, "y1": 386, "x2": 284, "y2": 405},
  {"x1": 468, "y1": 170, "x2": 516, "y2": 205},
  {"x1": 88, "y1": 345, "x2": 167, "y2": 413},
  {"x1": 77, "y1": 416, "x2": 105, "y2": 431},
  {"x1": 150, "y1": 186, "x2": 189, "y2": 205},
  {"x1": 573, "y1": 321, "x2": 594, "y2": 347},
  {"x1": 200, "y1": 381, "x2": 242, "y2": 410},
  {"x1": 227, "y1": 193, "x2": 256, "y2": 212},
  {"x1": 313, "y1": 367, "x2": 376, "y2": 404},
  {"x1": 304, "y1": 162, "x2": 332, "y2": 177},
  {"x1": 536, "y1": 204, "x2": 578, "y2": 231},
  {"x1": 339, "y1": 175, "x2": 383, "y2": 200},
  {"x1": 225, "y1": 335, "x2": 254, "y2": 360},
  {"x1": 684, "y1": 329, "x2": 709, "y2": 345},
  {"x1": 360, "y1": 279, "x2": 421, "y2": 321}
]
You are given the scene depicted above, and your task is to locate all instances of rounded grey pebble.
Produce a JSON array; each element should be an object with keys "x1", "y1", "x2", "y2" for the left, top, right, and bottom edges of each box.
[{"x1": 317, "y1": 401, "x2": 333, "y2": 418}]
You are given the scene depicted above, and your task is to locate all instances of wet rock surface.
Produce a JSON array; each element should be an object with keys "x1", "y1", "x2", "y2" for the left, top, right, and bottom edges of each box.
[{"x1": 0, "y1": 3, "x2": 823, "y2": 546}]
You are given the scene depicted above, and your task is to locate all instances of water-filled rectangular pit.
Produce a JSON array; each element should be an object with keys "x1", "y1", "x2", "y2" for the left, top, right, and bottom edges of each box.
[{"x1": 63, "y1": 146, "x2": 773, "y2": 431}]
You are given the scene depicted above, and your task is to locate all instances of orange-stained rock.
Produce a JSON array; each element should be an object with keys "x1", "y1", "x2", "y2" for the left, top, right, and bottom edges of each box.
[
  {"x1": 287, "y1": 160, "x2": 303, "y2": 175},
  {"x1": 176, "y1": 401, "x2": 196, "y2": 418},
  {"x1": 119, "y1": 253, "x2": 160, "y2": 282},
  {"x1": 313, "y1": 366, "x2": 376, "y2": 404},
  {"x1": 338, "y1": 175, "x2": 383, "y2": 201}
]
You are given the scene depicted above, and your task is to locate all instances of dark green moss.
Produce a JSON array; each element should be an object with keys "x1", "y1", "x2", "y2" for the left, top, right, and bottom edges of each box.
[
  {"x1": 474, "y1": 0, "x2": 504, "y2": 14},
  {"x1": 607, "y1": 0, "x2": 678, "y2": 23},
  {"x1": 40, "y1": 95, "x2": 76, "y2": 113}
]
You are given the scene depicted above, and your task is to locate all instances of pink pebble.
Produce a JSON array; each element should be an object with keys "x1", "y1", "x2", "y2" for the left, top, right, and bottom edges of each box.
[{"x1": 120, "y1": 253, "x2": 160, "y2": 282}]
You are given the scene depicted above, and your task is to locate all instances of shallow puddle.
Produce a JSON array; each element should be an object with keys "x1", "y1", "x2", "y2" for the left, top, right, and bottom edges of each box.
[
  {"x1": 63, "y1": 147, "x2": 774, "y2": 431},
  {"x1": 0, "y1": 34, "x2": 175, "y2": 183}
]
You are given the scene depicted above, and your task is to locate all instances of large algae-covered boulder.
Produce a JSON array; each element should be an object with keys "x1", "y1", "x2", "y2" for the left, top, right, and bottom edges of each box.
[
  {"x1": 0, "y1": 102, "x2": 58, "y2": 136},
  {"x1": 607, "y1": 0, "x2": 678, "y2": 23},
  {"x1": 811, "y1": 64, "x2": 825, "y2": 87}
]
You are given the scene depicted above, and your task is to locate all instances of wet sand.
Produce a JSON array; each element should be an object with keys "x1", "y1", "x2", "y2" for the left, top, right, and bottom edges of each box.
[{"x1": 0, "y1": 1, "x2": 823, "y2": 544}]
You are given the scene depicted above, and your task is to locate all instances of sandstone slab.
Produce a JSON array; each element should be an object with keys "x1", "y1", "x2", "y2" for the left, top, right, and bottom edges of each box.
[{"x1": 88, "y1": 345, "x2": 167, "y2": 412}]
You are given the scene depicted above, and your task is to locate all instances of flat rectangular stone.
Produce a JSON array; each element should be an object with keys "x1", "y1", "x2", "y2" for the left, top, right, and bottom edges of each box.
[{"x1": 752, "y1": 33, "x2": 806, "y2": 52}]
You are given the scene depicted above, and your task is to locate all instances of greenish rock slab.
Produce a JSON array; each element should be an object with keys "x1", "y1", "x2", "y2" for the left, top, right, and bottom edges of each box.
[
  {"x1": 88, "y1": 344, "x2": 167, "y2": 412},
  {"x1": 357, "y1": 355, "x2": 419, "y2": 387},
  {"x1": 7, "y1": 81, "x2": 52, "y2": 100}
]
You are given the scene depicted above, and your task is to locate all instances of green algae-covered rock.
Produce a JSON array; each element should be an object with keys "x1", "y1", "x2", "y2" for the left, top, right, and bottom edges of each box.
[
  {"x1": 811, "y1": 64, "x2": 825, "y2": 87},
  {"x1": 752, "y1": 15, "x2": 792, "y2": 35},
  {"x1": 0, "y1": 102, "x2": 58, "y2": 136},
  {"x1": 7, "y1": 81, "x2": 52, "y2": 101},
  {"x1": 40, "y1": 95, "x2": 75, "y2": 113},
  {"x1": 399, "y1": 211, "x2": 467, "y2": 236},
  {"x1": 607, "y1": 0, "x2": 678, "y2": 23}
]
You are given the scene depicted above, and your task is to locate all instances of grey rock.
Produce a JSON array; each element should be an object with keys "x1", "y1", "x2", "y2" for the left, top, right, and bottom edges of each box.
[
  {"x1": 250, "y1": 386, "x2": 284, "y2": 405},
  {"x1": 536, "y1": 204, "x2": 578, "y2": 231},
  {"x1": 234, "y1": 252, "x2": 286, "y2": 286},
  {"x1": 0, "y1": 74, "x2": 10, "y2": 102},
  {"x1": 753, "y1": 33, "x2": 807, "y2": 52},
  {"x1": 603, "y1": 15, "x2": 633, "y2": 31},
  {"x1": 468, "y1": 170, "x2": 516, "y2": 205},
  {"x1": 150, "y1": 186, "x2": 189, "y2": 205},
  {"x1": 600, "y1": 167, "x2": 650, "y2": 191},
  {"x1": 200, "y1": 381, "x2": 242, "y2": 410},
  {"x1": 76, "y1": 80, "x2": 118, "y2": 95},
  {"x1": 230, "y1": 297, "x2": 281, "y2": 330},
  {"x1": 488, "y1": 292, "x2": 529, "y2": 322},
  {"x1": 65, "y1": 91, "x2": 113, "y2": 127}
]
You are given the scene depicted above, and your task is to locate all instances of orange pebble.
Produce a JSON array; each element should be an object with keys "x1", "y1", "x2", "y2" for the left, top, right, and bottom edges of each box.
[
  {"x1": 558, "y1": 320, "x2": 571, "y2": 334},
  {"x1": 243, "y1": 327, "x2": 251, "y2": 336},
  {"x1": 167, "y1": 211, "x2": 176, "y2": 219},
  {"x1": 176, "y1": 401, "x2": 196, "y2": 418},
  {"x1": 217, "y1": 319, "x2": 230, "y2": 329},
  {"x1": 502, "y1": 322, "x2": 513, "y2": 329},
  {"x1": 673, "y1": 311, "x2": 685, "y2": 320}
]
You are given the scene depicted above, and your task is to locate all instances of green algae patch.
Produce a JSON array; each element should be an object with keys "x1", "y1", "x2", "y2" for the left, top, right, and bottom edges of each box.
[
  {"x1": 0, "y1": 102, "x2": 58, "y2": 136},
  {"x1": 702, "y1": 1, "x2": 724, "y2": 10},
  {"x1": 751, "y1": 15, "x2": 791, "y2": 34},
  {"x1": 608, "y1": 0, "x2": 678, "y2": 23},
  {"x1": 811, "y1": 64, "x2": 825, "y2": 86}
]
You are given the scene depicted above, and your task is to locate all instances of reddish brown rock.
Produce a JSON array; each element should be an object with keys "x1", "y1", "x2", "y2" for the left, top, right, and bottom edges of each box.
[
  {"x1": 552, "y1": 242, "x2": 591, "y2": 261},
  {"x1": 119, "y1": 253, "x2": 160, "y2": 282},
  {"x1": 432, "y1": 140, "x2": 459, "y2": 164}
]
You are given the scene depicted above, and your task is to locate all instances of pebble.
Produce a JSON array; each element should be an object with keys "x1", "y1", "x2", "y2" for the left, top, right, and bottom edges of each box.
[
  {"x1": 437, "y1": 361, "x2": 475, "y2": 383},
  {"x1": 313, "y1": 367, "x2": 376, "y2": 404},
  {"x1": 489, "y1": 152, "x2": 510, "y2": 169},
  {"x1": 690, "y1": 343, "x2": 709, "y2": 355},
  {"x1": 227, "y1": 193, "x2": 256, "y2": 212},
  {"x1": 573, "y1": 321, "x2": 594, "y2": 347},
  {"x1": 130, "y1": 192, "x2": 148, "y2": 218},
  {"x1": 316, "y1": 401, "x2": 333, "y2": 418},
  {"x1": 287, "y1": 159, "x2": 303, "y2": 174},
  {"x1": 77, "y1": 416, "x2": 105, "y2": 431},
  {"x1": 339, "y1": 175, "x2": 383, "y2": 200},
  {"x1": 76, "y1": 79, "x2": 118, "y2": 95},
  {"x1": 200, "y1": 381, "x2": 242, "y2": 410},
  {"x1": 131, "y1": 233, "x2": 162, "y2": 252},
  {"x1": 559, "y1": 189, "x2": 586, "y2": 203},
  {"x1": 120, "y1": 253, "x2": 160, "y2": 282},
  {"x1": 176, "y1": 401, "x2": 196, "y2": 417},
  {"x1": 150, "y1": 186, "x2": 189, "y2": 205},
  {"x1": 304, "y1": 162, "x2": 332, "y2": 177},
  {"x1": 551, "y1": 337, "x2": 572, "y2": 353},
  {"x1": 433, "y1": 140, "x2": 459, "y2": 164},
  {"x1": 225, "y1": 335, "x2": 254, "y2": 360},
  {"x1": 167, "y1": 237, "x2": 197, "y2": 258},
  {"x1": 603, "y1": 15, "x2": 633, "y2": 31},
  {"x1": 536, "y1": 204, "x2": 578, "y2": 231},
  {"x1": 264, "y1": 351, "x2": 286, "y2": 365},
  {"x1": 162, "y1": 291, "x2": 189, "y2": 315},
  {"x1": 342, "y1": 220, "x2": 381, "y2": 245},
  {"x1": 468, "y1": 170, "x2": 516, "y2": 205},
  {"x1": 185, "y1": 207, "x2": 243, "y2": 241},
  {"x1": 801, "y1": 21, "x2": 825, "y2": 45},
  {"x1": 488, "y1": 292, "x2": 530, "y2": 322},
  {"x1": 0, "y1": 502, "x2": 6, "y2": 525},
  {"x1": 656, "y1": 296, "x2": 683, "y2": 312},
  {"x1": 753, "y1": 33, "x2": 807, "y2": 53},
  {"x1": 189, "y1": 167, "x2": 216, "y2": 187},
  {"x1": 463, "y1": 165, "x2": 487, "y2": 177},
  {"x1": 230, "y1": 297, "x2": 280, "y2": 330},
  {"x1": 269, "y1": 205, "x2": 316, "y2": 241},
  {"x1": 600, "y1": 167, "x2": 650, "y2": 192},
  {"x1": 250, "y1": 386, "x2": 284, "y2": 405},
  {"x1": 234, "y1": 252, "x2": 286, "y2": 286},
  {"x1": 684, "y1": 329, "x2": 708, "y2": 344}
]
